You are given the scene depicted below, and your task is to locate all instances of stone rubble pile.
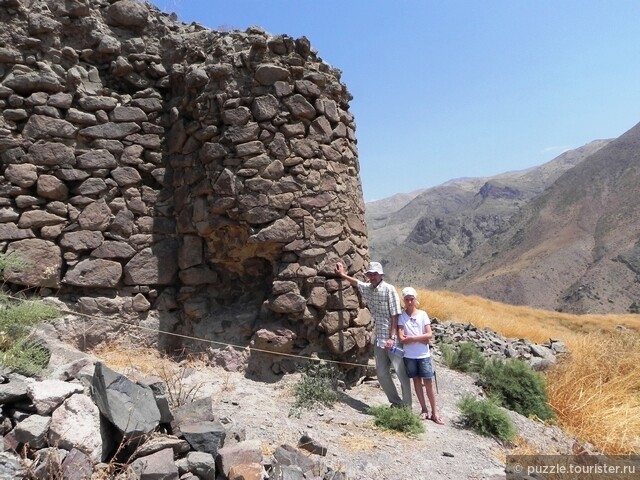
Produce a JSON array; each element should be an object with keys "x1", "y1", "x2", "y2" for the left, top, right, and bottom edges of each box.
[
  {"x1": 431, "y1": 319, "x2": 568, "y2": 370},
  {"x1": 0, "y1": 357, "x2": 342, "y2": 480}
]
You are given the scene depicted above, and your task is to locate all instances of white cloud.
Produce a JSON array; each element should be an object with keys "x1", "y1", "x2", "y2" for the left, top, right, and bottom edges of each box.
[{"x1": 542, "y1": 145, "x2": 572, "y2": 154}]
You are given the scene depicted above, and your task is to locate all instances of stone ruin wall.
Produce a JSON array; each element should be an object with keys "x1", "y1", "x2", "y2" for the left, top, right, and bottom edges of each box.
[{"x1": 0, "y1": 0, "x2": 372, "y2": 375}]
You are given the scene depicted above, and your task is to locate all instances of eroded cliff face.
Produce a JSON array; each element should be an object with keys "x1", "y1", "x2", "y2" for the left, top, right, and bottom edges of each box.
[{"x1": 0, "y1": 0, "x2": 371, "y2": 374}]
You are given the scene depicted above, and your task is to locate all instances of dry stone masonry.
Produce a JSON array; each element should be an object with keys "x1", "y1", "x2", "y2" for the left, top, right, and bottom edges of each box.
[{"x1": 0, "y1": 0, "x2": 370, "y2": 374}]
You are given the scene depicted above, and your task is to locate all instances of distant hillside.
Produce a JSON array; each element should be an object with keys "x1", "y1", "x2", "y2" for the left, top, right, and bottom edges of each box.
[
  {"x1": 366, "y1": 140, "x2": 610, "y2": 263},
  {"x1": 364, "y1": 135, "x2": 640, "y2": 314},
  {"x1": 366, "y1": 179, "x2": 486, "y2": 262},
  {"x1": 366, "y1": 189, "x2": 426, "y2": 217},
  {"x1": 448, "y1": 123, "x2": 640, "y2": 314}
]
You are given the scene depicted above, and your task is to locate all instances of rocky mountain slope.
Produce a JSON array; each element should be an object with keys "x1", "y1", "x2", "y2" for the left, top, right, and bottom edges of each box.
[
  {"x1": 364, "y1": 130, "x2": 640, "y2": 314},
  {"x1": 366, "y1": 140, "x2": 610, "y2": 263},
  {"x1": 449, "y1": 122, "x2": 640, "y2": 314}
]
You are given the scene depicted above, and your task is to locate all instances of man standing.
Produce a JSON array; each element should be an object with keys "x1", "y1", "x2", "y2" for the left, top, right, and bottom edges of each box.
[{"x1": 335, "y1": 261, "x2": 412, "y2": 408}]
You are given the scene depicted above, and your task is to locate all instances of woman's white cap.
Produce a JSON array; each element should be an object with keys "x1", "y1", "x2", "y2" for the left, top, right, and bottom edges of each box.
[{"x1": 402, "y1": 287, "x2": 417, "y2": 298}]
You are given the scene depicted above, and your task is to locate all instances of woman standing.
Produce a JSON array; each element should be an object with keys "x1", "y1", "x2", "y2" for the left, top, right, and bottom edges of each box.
[{"x1": 397, "y1": 287, "x2": 444, "y2": 424}]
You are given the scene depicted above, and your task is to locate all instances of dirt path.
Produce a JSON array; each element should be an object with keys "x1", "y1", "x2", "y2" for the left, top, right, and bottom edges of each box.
[{"x1": 180, "y1": 358, "x2": 576, "y2": 480}]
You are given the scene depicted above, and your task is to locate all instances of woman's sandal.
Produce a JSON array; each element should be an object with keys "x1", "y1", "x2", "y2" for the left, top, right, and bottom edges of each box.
[
  {"x1": 430, "y1": 414, "x2": 445, "y2": 425},
  {"x1": 420, "y1": 411, "x2": 430, "y2": 420}
]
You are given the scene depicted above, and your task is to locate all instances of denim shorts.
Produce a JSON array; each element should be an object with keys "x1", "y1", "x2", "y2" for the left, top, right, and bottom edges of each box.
[{"x1": 403, "y1": 357, "x2": 435, "y2": 379}]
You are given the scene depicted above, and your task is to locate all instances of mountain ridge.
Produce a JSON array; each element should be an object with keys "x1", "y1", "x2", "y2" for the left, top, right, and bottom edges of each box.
[
  {"x1": 364, "y1": 130, "x2": 640, "y2": 314},
  {"x1": 452, "y1": 122, "x2": 640, "y2": 313}
]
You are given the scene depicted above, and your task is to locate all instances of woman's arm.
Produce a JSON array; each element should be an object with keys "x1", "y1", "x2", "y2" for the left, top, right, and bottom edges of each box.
[{"x1": 399, "y1": 313, "x2": 433, "y2": 344}]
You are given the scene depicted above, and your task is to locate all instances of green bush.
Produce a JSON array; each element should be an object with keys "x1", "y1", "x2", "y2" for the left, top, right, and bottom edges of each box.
[
  {"x1": 479, "y1": 358, "x2": 555, "y2": 420},
  {"x1": 0, "y1": 294, "x2": 59, "y2": 339},
  {"x1": 457, "y1": 394, "x2": 516, "y2": 442},
  {"x1": 290, "y1": 362, "x2": 342, "y2": 416},
  {"x1": 0, "y1": 254, "x2": 60, "y2": 375},
  {"x1": 367, "y1": 405, "x2": 425, "y2": 436},
  {"x1": 440, "y1": 342, "x2": 486, "y2": 372},
  {"x1": 0, "y1": 252, "x2": 30, "y2": 275},
  {"x1": 1, "y1": 337, "x2": 51, "y2": 376},
  {"x1": 0, "y1": 294, "x2": 58, "y2": 375}
]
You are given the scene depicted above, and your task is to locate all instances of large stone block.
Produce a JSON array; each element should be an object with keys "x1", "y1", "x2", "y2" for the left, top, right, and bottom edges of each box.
[{"x1": 4, "y1": 238, "x2": 62, "y2": 287}]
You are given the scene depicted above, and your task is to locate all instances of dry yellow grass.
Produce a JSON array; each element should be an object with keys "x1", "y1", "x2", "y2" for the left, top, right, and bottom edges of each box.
[
  {"x1": 89, "y1": 343, "x2": 171, "y2": 378},
  {"x1": 89, "y1": 342, "x2": 209, "y2": 377},
  {"x1": 416, "y1": 289, "x2": 640, "y2": 455},
  {"x1": 337, "y1": 433, "x2": 377, "y2": 452},
  {"x1": 508, "y1": 436, "x2": 543, "y2": 456},
  {"x1": 89, "y1": 343, "x2": 209, "y2": 407},
  {"x1": 546, "y1": 332, "x2": 640, "y2": 455},
  {"x1": 419, "y1": 289, "x2": 640, "y2": 342}
]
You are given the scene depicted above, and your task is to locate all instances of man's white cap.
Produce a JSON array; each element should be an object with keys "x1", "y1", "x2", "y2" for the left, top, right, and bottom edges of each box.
[
  {"x1": 365, "y1": 261, "x2": 384, "y2": 275},
  {"x1": 402, "y1": 287, "x2": 417, "y2": 298}
]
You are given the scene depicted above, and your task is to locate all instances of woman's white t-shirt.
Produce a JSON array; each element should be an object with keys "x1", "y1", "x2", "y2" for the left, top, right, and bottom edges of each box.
[{"x1": 398, "y1": 309, "x2": 431, "y2": 359}]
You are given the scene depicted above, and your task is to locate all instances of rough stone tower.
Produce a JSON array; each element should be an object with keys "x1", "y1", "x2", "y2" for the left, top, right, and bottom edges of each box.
[{"x1": 0, "y1": 0, "x2": 371, "y2": 377}]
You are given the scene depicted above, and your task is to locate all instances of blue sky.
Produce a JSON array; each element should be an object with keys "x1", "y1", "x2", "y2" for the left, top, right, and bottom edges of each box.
[{"x1": 149, "y1": 1, "x2": 640, "y2": 201}]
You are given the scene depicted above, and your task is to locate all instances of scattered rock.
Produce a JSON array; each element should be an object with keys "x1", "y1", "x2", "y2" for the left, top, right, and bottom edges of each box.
[{"x1": 431, "y1": 319, "x2": 567, "y2": 369}]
